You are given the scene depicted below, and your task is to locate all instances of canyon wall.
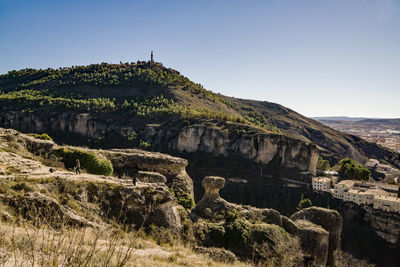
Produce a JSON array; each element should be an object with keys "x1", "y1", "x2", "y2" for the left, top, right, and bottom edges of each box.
[{"x1": 0, "y1": 111, "x2": 319, "y2": 174}]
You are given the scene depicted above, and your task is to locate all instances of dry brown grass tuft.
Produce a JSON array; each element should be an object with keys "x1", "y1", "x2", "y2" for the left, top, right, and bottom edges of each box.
[{"x1": 0, "y1": 221, "x2": 253, "y2": 267}]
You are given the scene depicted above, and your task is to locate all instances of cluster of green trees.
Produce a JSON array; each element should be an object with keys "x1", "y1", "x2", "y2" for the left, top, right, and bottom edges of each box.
[
  {"x1": 0, "y1": 89, "x2": 250, "y2": 124},
  {"x1": 338, "y1": 158, "x2": 371, "y2": 181},
  {"x1": 244, "y1": 111, "x2": 281, "y2": 133},
  {"x1": 0, "y1": 62, "x2": 221, "y2": 101},
  {"x1": 0, "y1": 62, "x2": 280, "y2": 132},
  {"x1": 0, "y1": 63, "x2": 186, "y2": 89}
]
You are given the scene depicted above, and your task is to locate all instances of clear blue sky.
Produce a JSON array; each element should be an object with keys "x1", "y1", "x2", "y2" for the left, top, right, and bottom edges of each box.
[{"x1": 1, "y1": 0, "x2": 399, "y2": 118}]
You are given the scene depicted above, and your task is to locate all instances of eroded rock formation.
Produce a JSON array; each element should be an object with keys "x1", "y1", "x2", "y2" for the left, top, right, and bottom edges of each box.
[
  {"x1": 291, "y1": 207, "x2": 343, "y2": 267},
  {"x1": 192, "y1": 176, "x2": 344, "y2": 266}
]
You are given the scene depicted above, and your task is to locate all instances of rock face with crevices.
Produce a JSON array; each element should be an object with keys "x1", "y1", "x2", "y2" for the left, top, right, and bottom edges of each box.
[
  {"x1": 192, "y1": 176, "x2": 344, "y2": 266},
  {"x1": 99, "y1": 148, "x2": 194, "y2": 197},
  {"x1": 291, "y1": 207, "x2": 343, "y2": 267},
  {"x1": 0, "y1": 111, "x2": 320, "y2": 175},
  {"x1": 293, "y1": 219, "x2": 329, "y2": 266}
]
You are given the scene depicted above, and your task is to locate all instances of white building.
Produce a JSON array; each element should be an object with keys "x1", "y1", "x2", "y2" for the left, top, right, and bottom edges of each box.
[
  {"x1": 331, "y1": 180, "x2": 400, "y2": 213},
  {"x1": 345, "y1": 189, "x2": 374, "y2": 205},
  {"x1": 332, "y1": 180, "x2": 355, "y2": 199},
  {"x1": 312, "y1": 177, "x2": 332, "y2": 192},
  {"x1": 373, "y1": 195, "x2": 400, "y2": 213}
]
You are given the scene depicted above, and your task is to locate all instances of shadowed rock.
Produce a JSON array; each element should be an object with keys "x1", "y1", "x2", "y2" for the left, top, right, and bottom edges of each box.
[
  {"x1": 291, "y1": 207, "x2": 343, "y2": 267},
  {"x1": 294, "y1": 219, "x2": 329, "y2": 267},
  {"x1": 193, "y1": 176, "x2": 344, "y2": 266},
  {"x1": 145, "y1": 202, "x2": 182, "y2": 232}
]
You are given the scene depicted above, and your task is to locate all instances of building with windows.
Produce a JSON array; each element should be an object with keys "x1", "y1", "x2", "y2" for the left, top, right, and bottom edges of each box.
[
  {"x1": 330, "y1": 180, "x2": 400, "y2": 213},
  {"x1": 312, "y1": 177, "x2": 332, "y2": 192}
]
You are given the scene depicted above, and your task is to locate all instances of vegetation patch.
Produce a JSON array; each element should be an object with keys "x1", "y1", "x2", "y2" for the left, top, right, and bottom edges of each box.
[
  {"x1": 170, "y1": 189, "x2": 195, "y2": 210},
  {"x1": 338, "y1": 158, "x2": 371, "y2": 181},
  {"x1": 56, "y1": 148, "x2": 113, "y2": 175},
  {"x1": 0, "y1": 62, "x2": 280, "y2": 133},
  {"x1": 28, "y1": 133, "x2": 53, "y2": 141}
]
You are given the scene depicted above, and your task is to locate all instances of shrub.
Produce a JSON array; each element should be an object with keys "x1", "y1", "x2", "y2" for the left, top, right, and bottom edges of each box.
[
  {"x1": 139, "y1": 140, "x2": 151, "y2": 150},
  {"x1": 57, "y1": 148, "x2": 113, "y2": 176},
  {"x1": 223, "y1": 218, "x2": 251, "y2": 251},
  {"x1": 29, "y1": 133, "x2": 53, "y2": 141},
  {"x1": 225, "y1": 209, "x2": 240, "y2": 223},
  {"x1": 176, "y1": 193, "x2": 195, "y2": 210},
  {"x1": 297, "y1": 194, "x2": 312, "y2": 210}
]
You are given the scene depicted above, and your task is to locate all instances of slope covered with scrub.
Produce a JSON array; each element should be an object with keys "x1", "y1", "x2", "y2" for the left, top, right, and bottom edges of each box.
[{"x1": 0, "y1": 61, "x2": 399, "y2": 168}]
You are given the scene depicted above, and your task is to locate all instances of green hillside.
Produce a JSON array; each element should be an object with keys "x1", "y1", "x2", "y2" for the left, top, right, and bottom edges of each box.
[
  {"x1": 0, "y1": 62, "x2": 278, "y2": 132},
  {"x1": 0, "y1": 61, "x2": 399, "y2": 167}
]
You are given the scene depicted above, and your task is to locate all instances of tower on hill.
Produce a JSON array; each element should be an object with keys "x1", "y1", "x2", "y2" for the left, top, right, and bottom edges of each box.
[{"x1": 151, "y1": 50, "x2": 154, "y2": 63}]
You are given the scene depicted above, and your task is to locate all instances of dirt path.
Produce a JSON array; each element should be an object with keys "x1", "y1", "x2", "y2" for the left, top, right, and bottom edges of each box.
[{"x1": 0, "y1": 151, "x2": 151, "y2": 187}]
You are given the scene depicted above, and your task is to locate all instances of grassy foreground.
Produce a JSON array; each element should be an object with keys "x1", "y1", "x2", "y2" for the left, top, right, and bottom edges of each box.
[{"x1": 0, "y1": 219, "x2": 252, "y2": 267}]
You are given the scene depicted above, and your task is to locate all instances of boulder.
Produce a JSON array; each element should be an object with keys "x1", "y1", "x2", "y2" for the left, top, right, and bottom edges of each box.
[
  {"x1": 100, "y1": 149, "x2": 194, "y2": 197},
  {"x1": 145, "y1": 202, "x2": 182, "y2": 232},
  {"x1": 291, "y1": 207, "x2": 343, "y2": 267},
  {"x1": 293, "y1": 219, "x2": 329, "y2": 267},
  {"x1": 193, "y1": 246, "x2": 237, "y2": 263},
  {"x1": 3, "y1": 192, "x2": 96, "y2": 228}
]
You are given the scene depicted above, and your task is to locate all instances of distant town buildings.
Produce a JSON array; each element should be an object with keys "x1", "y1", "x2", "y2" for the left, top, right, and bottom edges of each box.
[{"x1": 313, "y1": 177, "x2": 400, "y2": 213}]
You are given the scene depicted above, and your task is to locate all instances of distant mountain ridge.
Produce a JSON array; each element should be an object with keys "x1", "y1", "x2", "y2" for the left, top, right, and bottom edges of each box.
[
  {"x1": 0, "y1": 62, "x2": 399, "y2": 170},
  {"x1": 313, "y1": 116, "x2": 370, "y2": 122}
]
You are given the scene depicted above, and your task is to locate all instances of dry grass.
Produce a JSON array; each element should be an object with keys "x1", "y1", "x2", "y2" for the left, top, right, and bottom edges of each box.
[{"x1": 0, "y1": 220, "x2": 253, "y2": 267}]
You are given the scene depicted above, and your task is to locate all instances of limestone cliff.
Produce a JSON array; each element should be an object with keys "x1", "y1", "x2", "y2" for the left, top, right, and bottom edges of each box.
[{"x1": 0, "y1": 111, "x2": 319, "y2": 174}]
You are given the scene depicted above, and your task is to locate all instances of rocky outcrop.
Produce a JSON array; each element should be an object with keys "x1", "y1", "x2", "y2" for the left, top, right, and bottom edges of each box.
[
  {"x1": 0, "y1": 175, "x2": 184, "y2": 232},
  {"x1": 339, "y1": 201, "x2": 400, "y2": 245},
  {"x1": 0, "y1": 127, "x2": 194, "y2": 197},
  {"x1": 192, "y1": 176, "x2": 344, "y2": 266},
  {"x1": 100, "y1": 149, "x2": 193, "y2": 197},
  {"x1": 145, "y1": 202, "x2": 182, "y2": 232},
  {"x1": 363, "y1": 206, "x2": 400, "y2": 244},
  {"x1": 293, "y1": 219, "x2": 329, "y2": 267},
  {"x1": 192, "y1": 176, "x2": 234, "y2": 220},
  {"x1": 2, "y1": 191, "x2": 97, "y2": 228},
  {"x1": 0, "y1": 111, "x2": 319, "y2": 174},
  {"x1": 291, "y1": 207, "x2": 343, "y2": 267},
  {"x1": 145, "y1": 122, "x2": 319, "y2": 175}
]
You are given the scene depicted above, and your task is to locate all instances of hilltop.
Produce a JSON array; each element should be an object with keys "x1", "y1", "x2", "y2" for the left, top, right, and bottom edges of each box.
[{"x1": 0, "y1": 62, "x2": 399, "y2": 171}]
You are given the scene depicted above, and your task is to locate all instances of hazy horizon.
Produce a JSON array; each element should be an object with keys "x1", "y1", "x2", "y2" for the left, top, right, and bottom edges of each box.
[{"x1": 1, "y1": 0, "x2": 399, "y2": 118}]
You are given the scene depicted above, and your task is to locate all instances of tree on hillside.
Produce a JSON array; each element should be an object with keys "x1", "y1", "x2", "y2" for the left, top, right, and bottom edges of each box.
[{"x1": 338, "y1": 158, "x2": 371, "y2": 181}]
